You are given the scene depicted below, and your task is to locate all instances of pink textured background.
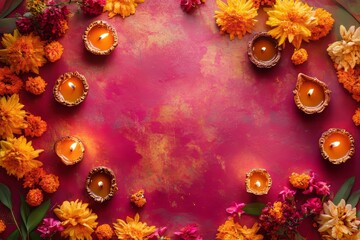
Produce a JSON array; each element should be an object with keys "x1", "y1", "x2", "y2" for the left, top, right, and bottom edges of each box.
[{"x1": 0, "y1": 0, "x2": 359, "y2": 238}]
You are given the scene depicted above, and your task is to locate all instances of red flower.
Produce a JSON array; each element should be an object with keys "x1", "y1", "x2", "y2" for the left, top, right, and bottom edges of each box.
[
  {"x1": 180, "y1": 0, "x2": 204, "y2": 13},
  {"x1": 81, "y1": 0, "x2": 106, "y2": 16},
  {"x1": 16, "y1": 16, "x2": 34, "y2": 34}
]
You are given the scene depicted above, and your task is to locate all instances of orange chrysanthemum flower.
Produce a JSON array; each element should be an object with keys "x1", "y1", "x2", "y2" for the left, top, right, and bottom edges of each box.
[
  {"x1": 0, "y1": 94, "x2": 27, "y2": 139},
  {"x1": 54, "y1": 200, "x2": 98, "y2": 240},
  {"x1": 289, "y1": 172, "x2": 311, "y2": 189},
  {"x1": 45, "y1": 41, "x2": 64, "y2": 62},
  {"x1": 24, "y1": 114, "x2": 47, "y2": 138},
  {"x1": 95, "y1": 224, "x2": 114, "y2": 240},
  {"x1": 0, "y1": 219, "x2": 6, "y2": 234},
  {"x1": 26, "y1": 188, "x2": 44, "y2": 206},
  {"x1": 39, "y1": 174, "x2": 60, "y2": 193},
  {"x1": 23, "y1": 167, "x2": 46, "y2": 188},
  {"x1": 113, "y1": 213, "x2": 156, "y2": 239},
  {"x1": 0, "y1": 67, "x2": 23, "y2": 96},
  {"x1": 0, "y1": 136, "x2": 43, "y2": 179},
  {"x1": 130, "y1": 189, "x2": 146, "y2": 207},
  {"x1": 336, "y1": 64, "x2": 360, "y2": 102},
  {"x1": 291, "y1": 48, "x2": 308, "y2": 65},
  {"x1": 104, "y1": 0, "x2": 145, "y2": 18},
  {"x1": 265, "y1": 0, "x2": 317, "y2": 49},
  {"x1": 0, "y1": 30, "x2": 46, "y2": 74},
  {"x1": 215, "y1": 0, "x2": 258, "y2": 40},
  {"x1": 309, "y1": 8, "x2": 334, "y2": 41},
  {"x1": 251, "y1": 0, "x2": 275, "y2": 9},
  {"x1": 25, "y1": 76, "x2": 47, "y2": 95}
]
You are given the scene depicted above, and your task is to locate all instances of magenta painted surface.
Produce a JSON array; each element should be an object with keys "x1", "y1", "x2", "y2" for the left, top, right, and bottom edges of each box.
[{"x1": 0, "y1": 0, "x2": 360, "y2": 239}]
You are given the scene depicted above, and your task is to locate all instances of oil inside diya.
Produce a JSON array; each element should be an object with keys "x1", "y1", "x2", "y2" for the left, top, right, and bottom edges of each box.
[
  {"x1": 293, "y1": 73, "x2": 331, "y2": 114},
  {"x1": 53, "y1": 72, "x2": 89, "y2": 107},
  {"x1": 55, "y1": 136, "x2": 85, "y2": 165},
  {"x1": 247, "y1": 32, "x2": 281, "y2": 68},
  {"x1": 86, "y1": 166, "x2": 118, "y2": 203},
  {"x1": 83, "y1": 20, "x2": 118, "y2": 55},
  {"x1": 245, "y1": 168, "x2": 272, "y2": 195},
  {"x1": 319, "y1": 128, "x2": 355, "y2": 164}
]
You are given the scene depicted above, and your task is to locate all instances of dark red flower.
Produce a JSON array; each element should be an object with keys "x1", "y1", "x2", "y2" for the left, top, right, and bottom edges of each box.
[
  {"x1": 81, "y1": 0, "x2": 106, "y2": 16},
  {"x1": 16, "y1": 16, "x2": 34, "y2": 34},
  {"x1": 180, "y1": 0, "x2": 203, "y2": 13}
]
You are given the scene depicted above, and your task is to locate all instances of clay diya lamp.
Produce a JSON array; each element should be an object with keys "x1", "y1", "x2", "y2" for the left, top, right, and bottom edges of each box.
[
  {"x1": 293, "y1": 73, "x2": 331, "y2": 114},
  {"x1": 248, "y1": 32, "x2": 281, "y2": 68},
  {"x1": 319, "y1": 128, "x2": 355, "y2": 164},
  {"x1": 86, "y1": 166, "x2": 118, "y2": 203},
  {"x1": 53, "y1": 72, "x2": 89, "y2": 107},
  {"x1": 55, "y1": 136, "x2": 85, "y2": 165},
  {"x1": 245, "y1": 168, "x2": 272, "y2": 195},
  {"x1": 83, "y1": 20, "x2": 118, "y2": 55}
]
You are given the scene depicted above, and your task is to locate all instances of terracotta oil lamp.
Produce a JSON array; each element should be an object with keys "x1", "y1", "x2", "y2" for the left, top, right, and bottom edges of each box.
[
  {"x1": 293, "y1": 73, "x2": 331, "y2": 114},
  {"x1": 86, "y1": 166, "x2": 118, "y2": 203},
  {"x1": 319, "y1": 128, "x2": 355, "y2": 164},
  {"x1": 55, "y1": 136, "x2": 85, "y2": 165},
  {"x1": 248, "y1": 32, "x2": 281, "y2": 68},
  {"x1": 245, "y1": 168, "x2": 272, "y2": 195}
]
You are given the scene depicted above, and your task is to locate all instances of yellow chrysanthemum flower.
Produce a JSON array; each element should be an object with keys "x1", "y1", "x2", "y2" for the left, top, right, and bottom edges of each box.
[
  {"x1": 265, "y1": 0, "x2": 317, "y2": 49},
  {"x1": 0, "y1": 30, "x2": 46, "y2": 74},
  {"x1": 317, "y1": 199, "x2": 360, "y2": 239},
  {"x1": 0, "y1": 94, "x2": 27, "y2": 139},
  {"x1": 0, "y1": 136, "x2": 43, "y2": 179},
  {"x1": 216, "y1": 218, "x2": 263, "y2": 239},
  {"x1": 54, "y1": 200, "x2": 98, "y2": 240},
  {"x1": 215, "y1": 0, "x2": 258, "y2": 40},
  {"x1": 113, "y1": 213, "x2": 156, "y2": 239},
  {"x1": 104, "y1": 0, "x2": 144, "y2": 18}
]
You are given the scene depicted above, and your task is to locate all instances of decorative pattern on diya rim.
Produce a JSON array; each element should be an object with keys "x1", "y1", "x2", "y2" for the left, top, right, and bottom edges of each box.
[
  {"x1": 319, "y1": 128, "x2": 355, "y2": 165},
  {"x1": 86, "y1": 166, "x2": 118, "y2": 203},
  {"x1": 293, "y1": 73, "x2": 331, "y2": 114}
]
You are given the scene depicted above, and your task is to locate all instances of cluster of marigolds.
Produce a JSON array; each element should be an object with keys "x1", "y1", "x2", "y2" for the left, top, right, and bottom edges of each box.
[{"x1": 0, "y1": 0, "x2": 359, "y2": 239}]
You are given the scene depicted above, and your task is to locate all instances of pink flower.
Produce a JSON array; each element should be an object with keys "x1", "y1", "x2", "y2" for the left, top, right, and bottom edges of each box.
[
  {"x1": 81, "y1": 0, "x2": 106, "y2": 16},
  {"x1": 148, "y1": 226, "x2": 168, "y2": 239},
  {"x1": 174, "y1": 224, "x2": 203, "y2": 240},
  {"x1": 278, "y1": 187, "x2": 296, "y2": 202},
  {"x1": 313, "y1": 181, "x2": 330, "y2": 196},
  {"x1": 37, "y1": 218, "x2": 64, "y2": 239},
  {"x1": 180, "y1": 0, "x2": 203, "y2": 13},
  {"x1": 301, "y1": 197, "x2": 323, "y2": 215},
  {"x1": 226, "y1": 202, "x2": 245, "y2": 217},
  {"x1": 303, "y1": 171, "x2": 316, "y2": 194}
]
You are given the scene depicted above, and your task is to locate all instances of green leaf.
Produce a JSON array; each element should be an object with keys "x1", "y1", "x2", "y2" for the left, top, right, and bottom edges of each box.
[
  {"x1": 0, "y1": 0, "x2": 23, "y2": 19},
  {"x1": 20, "y1": 195, "x2": 30, "y2": 226},
  {"x1": 0, "y1": 183, "x2": 12, "y2": 210},
  {"x1": 243, "y1": 202, "x2": 266, "y2": 216},
  {"x1": 333, "y1": 176, "x2": 355, "y2": 205},
  {"x1": 20, "y1": 221, "x2": 27, "y2": 240},
  {"x1": 26, "y1": 199, "x2": 50, "y2": 232},
  {"x1": 347, "y1": 189, "x2": 360, "y2": 207},
  {"x1": 6, "y1": 230, "x2": 20, "y2": 240},
  {"x1": 29, "y1": 231, "x2": 42, "y2": 240},
  {"x1": 0, "y1": 17, "x2": 17, "y2": 33}
]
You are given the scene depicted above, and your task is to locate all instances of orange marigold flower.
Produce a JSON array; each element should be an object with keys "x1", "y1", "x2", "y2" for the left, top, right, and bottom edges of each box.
[
  {"x1": 336, "y1": 65, "x2": 360, "y2": 102},
  {"x1": 39, "y1": 174, "x2": 60, "y2": 193},
  {"x1": 269, "y1": 201, "x2": 283, "y2": 220},
  {"x1": 44, "y1": 41, "x2": 64, "y2": 62},
  {"x1": 104, "y1": 0, "x2": 145, "y2": 18},
  {"x1": 289, "y1": 172, "x2": 311, "y2": 189},
  {"x1": 130, "y1": 189, "x2": 146, "y2": 207},
  {"x1": 352, "y1": 108, "x2": 360, "y2": 126},
  {"x1": 291, "y1": 48, "x2": 308, "y2": 65},
  {"x1": 95, "y1": 224, "x2": 114, "y2": 240},
  {"x1": 25, "y1": 76, "x2": 47, "y2": 95},
  {"x1": 309, "y1": 8, "x2": 334, "y2": 41},
  {"x1": 26, "y1": 188, "x2": 44, "y2": 206},
  {"x1": 0, "y1": 67, "x2": 23, "y2": 96},
  {"x1": 23, "y1": 167, "x2": 46, "y2": 188},
  {"x1": 251, "y1": 0, "x2": 275, "y2": 9},
  {"x1": 24, "y1": 114, "x2": 47, "y2": 137},
  {"x1": 0, "y1": 219, "x2": 6, "y2": 234}
]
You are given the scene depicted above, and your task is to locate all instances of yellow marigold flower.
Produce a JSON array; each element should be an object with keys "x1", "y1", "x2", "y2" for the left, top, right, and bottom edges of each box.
[
  {"x1": 26, "y1": 0, "x2": 46, "y2": 14},
  {"x1": 216, "y1": 218, "x2": 263, "y2": 239},
  {"x1": 26, "y1": 188, "x2": 44, "y2": 207},
  {"x1": 0, "y1": 94, "x2": 27, "y2": 139},
  {"x1": 0, "y1": 30, "x2": 46, "y2": 74},
  {"x1": 215, "y1": 0, "x2": 258, "y2": 40},
  {"x1": 113, "y1": 213, "x2": 156, "y2": 239},
  {"x1": 265, "y1": 0, "x2": 317, "y2": 49},
  {"x1": 309, "y1": 8, "x2": 334, "y2": 41},
  {"x1": 0, "y1": 136, "x2": 43, "y2": 179},
  {"x1": 104, "y1": 0, "x2": 145, "y2": 18},
  {"x1": 291, "y1": 48, "x2": 308, "y2": 65},
  {"x1": 25, "y1": 76, "x2": 47, "y2": 95},
  {"x1": 0, "y1": 219, "x2": 6, "y2": 234},
  {"x1": 289, "y1": 172, "x2": 310, "y2": 189},
  {"x1": 54, "y1": 200, "x2": 98, "y2": 240},
  {"x1": 95, "y1": 224, "x2": 114, "y2": 240},
  {"x1": 39, "y1": 174, "x2": 60, "y2": 193},
  {"x1": 317, "y1": 199, "x2": 360, "y2": 239},
  {"x1": 45, "y1": 41, "x2": 64, "y2": 62}
]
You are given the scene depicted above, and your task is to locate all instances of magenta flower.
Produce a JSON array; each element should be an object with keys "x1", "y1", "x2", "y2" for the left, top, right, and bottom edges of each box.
[
  {"x1": 148, "y1": 226, "x2": 168, "y2": 239},
  {"x1": 301, "y1": 197, "x2": 323, "y2": 215},
  {"x1": 16, "y1": 16, "x2": 34, "y2": 34},
  {"x1": 37, "y1": 218, "x2": 64, "y2": 239},
  {"x1": 303, "y1": 171, "x2": 316, "y2": 194},
  {"x1": 174, "y1": 224, "x2": 203, "y2": 240},
  {"x1": 226, "y1": 202, "x2": 245, "y2": 217},
  {"x1": 313, "y1": 181, "x2": 330, "y2": 196},
  {"x1": 278, "y1": 187, "x2": 296, "y2": 202},
  {"x1": 180, "y1": 0, "x2": 203, "y2": 13},
  {"x1": 81, "y1": 0, "x2": 106, "y2": 16}
]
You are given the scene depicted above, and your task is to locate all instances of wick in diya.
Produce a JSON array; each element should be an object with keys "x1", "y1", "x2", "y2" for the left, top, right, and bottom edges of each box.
[
  {"x1": 83, "y1": 20, "x2": 118, "y2": 55},
  {"x1": 86, "y1": 166, "x2": 118, "y2": 203},
  {"x1": 319, "y1": 128, "x2": 355, "y2": 164},
  {"x1": 245, "y1": 168, "x2": 272, "y2": 195},
  {"x1": 293, "y1": 73, "x2": 331, "y2": 114},
  {"x1": 247, "y1": 32, "x2": 281, "y2": 68},
  {"x1": 55, "y1": 136, "x2": 85, "y2": 165},
  {"x1": 53, "y1": 72, "x2": 89, "y2": 107}
]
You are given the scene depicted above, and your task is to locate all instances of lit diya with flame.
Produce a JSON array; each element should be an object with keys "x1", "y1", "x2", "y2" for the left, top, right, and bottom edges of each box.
[
  {"x1": 55, "y1": 136, "x2": 85, "y2": 165},
  {"x1": 319, "y1": 128, "x2": 355, "y2": 164},
  {"x1": 293, "y1": 73, "x2": 331, "y2": 114},
  {"x1": 86, "y1": 166, "x2": 118, "y2": 203},
  {"x1": 248, "y1": 32, "x2": 281, "y2": 68},
  {"x1": 83, "y1": 20, "x2": 118, "y2": 55},
  {"x1": 53, "y1": 72, "x2": 89, "y2": 106},
  {"x1": 245, "y1": 168, "x2": 272, "y2": 195}
]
